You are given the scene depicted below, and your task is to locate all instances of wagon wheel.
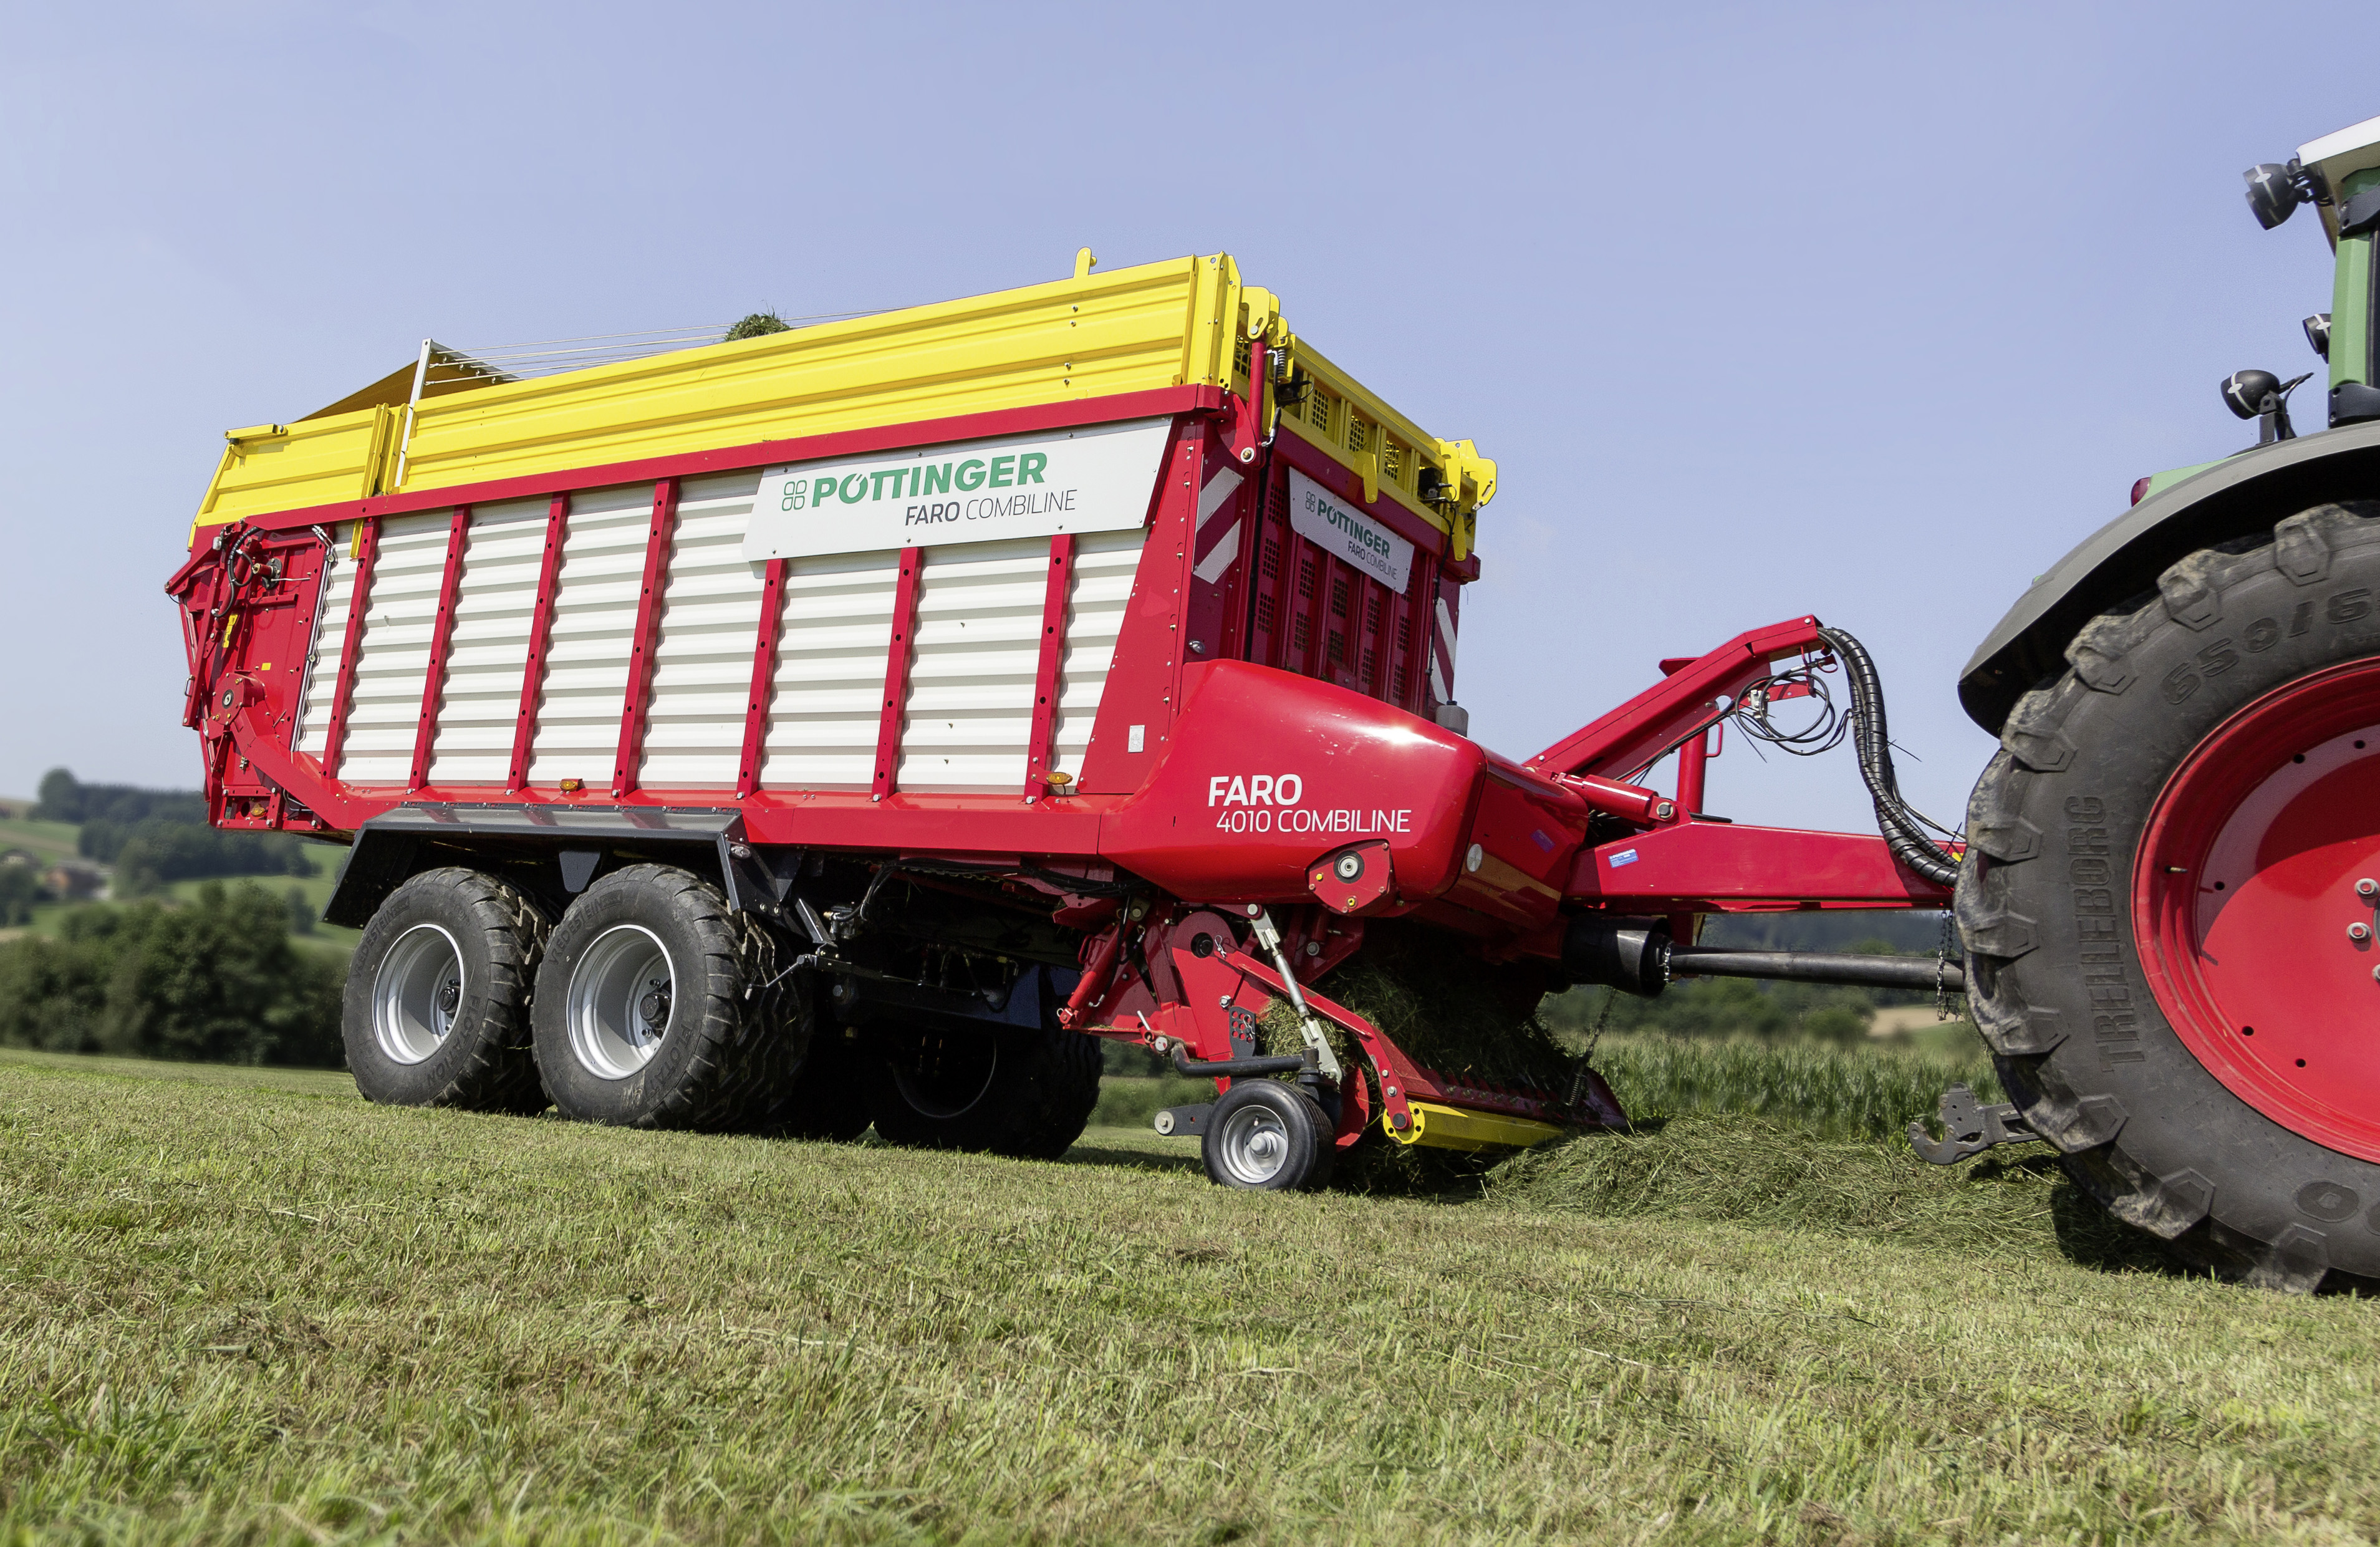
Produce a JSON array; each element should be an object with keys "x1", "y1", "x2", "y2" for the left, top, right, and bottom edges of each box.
[
  {"x1": 342, "y1": 867, "x2": 552, "y2": 1113},
  {"x1": 1200, "y1": 1079, "x2": 1337, "y2": 1192}
]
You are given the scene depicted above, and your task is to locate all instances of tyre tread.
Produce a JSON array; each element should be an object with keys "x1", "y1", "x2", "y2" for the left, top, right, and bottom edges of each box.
[{"x1": 1960, "y1": 501, "x2": 2380, "y2": 1291}]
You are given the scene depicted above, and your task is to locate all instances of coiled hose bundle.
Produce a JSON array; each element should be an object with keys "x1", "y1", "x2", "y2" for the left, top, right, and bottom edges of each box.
[{"x1": 1814, "y1": 627, "x2": 1961, "y2": 888}]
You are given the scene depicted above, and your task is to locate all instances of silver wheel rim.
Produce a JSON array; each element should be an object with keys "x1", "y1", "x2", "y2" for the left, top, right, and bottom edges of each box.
[
  {"x1": 1215, "y1": 1099, "x2": 1296, "y2": 1187},
  {"x1": 567, "y1": 923, "x2": 675, "y2": 1080},
  {"x1": 372, "y1": 923, "x2": 465, "y2": 1066}
]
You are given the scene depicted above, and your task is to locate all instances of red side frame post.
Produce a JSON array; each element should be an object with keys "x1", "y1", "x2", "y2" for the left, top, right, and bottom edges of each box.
[
  {"x1": 320, "y1": 518, "x2": 380, "y2": 779},
  {"x1": 612, "y1": 479, "x2": 679, "y2": 798},
  {"x1": 509, "y1": 492, "x2": 570, "y2": 791},
  {"x1": 1023, "y1": 533, "x2": 1076, "y2": 797},
  {"x1": 873, "y1": 546, "x2": 924, "y2": 801},
  {"x1": 738, "y1": 557, "x2": 789, "y2": 799},
  {"x1": 408, "y1": 506, "x2": 471, "y2": 791}
]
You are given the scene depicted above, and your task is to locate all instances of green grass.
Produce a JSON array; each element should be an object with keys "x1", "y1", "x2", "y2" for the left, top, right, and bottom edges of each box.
[
  {"x1": 1089, "y1": 1071, "x2": 1214, "y2": 1129},
  {"x1": 0, "y1": 814, "x2": 84, "y2": 865},
  {"x1": 6, "y1": 1045, "x2": 2380, "y2": 1544},
  {"x1": 1592, "y1": 1033, "x2": 2002, "y2": 1142}
]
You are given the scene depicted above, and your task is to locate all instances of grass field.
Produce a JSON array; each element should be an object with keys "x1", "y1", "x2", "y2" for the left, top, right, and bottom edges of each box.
[{"x1": 6, "y1": 1045, "x2": 2379, "y2": 1544}]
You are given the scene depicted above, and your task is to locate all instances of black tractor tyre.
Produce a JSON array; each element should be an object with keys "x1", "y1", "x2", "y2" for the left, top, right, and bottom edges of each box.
[
  {"x1": 531, "y1": 865, "x2": 802, "y2": 1130},
  {"x1": 1200, "y1": 1079, "x2": 1338, "y2": 1192},
  {"x1": 865, "y1": 1015, "x2": 1102, "y2": 1159},
  {"x1": 758, "y1": 995, "x2": 877, "y2": 1142},
  {"x1": 1958, "y1": 501, "x2": 2380, "y2": 1291},
  {"x1": 344, "y1": 867, "x2": 553, "y2": 1112}
]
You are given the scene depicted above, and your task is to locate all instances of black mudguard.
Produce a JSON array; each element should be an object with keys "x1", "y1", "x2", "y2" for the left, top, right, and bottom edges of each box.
[{"x1": 1960, "y1": 420, "x2": 2380, "y2": 733}]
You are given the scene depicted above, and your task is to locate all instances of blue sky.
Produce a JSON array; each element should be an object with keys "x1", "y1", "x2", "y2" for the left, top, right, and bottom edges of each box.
[{"x1": 2, "y1": 1, "x2": 2372, "y2": 836}]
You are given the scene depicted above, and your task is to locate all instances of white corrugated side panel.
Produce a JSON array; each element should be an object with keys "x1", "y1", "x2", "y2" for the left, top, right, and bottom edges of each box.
[
  {"x1": 757, "y1": 549, "x2": 903, "y2": 791},
  {"x1": 638, "y1": 470, "x2": 766, "y2": 789},
  {"x1": 895, "y1": 536, "x2": 1050, "y2": 793},
  {"x1": 523, "y1": 483, "x2": 655, "y2": 788},
  {"x1": 336, "y1": 511, "x2": 456, "y2": 786},
  {"x1": 424, "y1": 497, "x2": 551, "y2": 788},
  {"x1": 1049, "y1": 528, "x2": 1147, "y2": 781},
  {"x1": 294, "y1": 521, "x2": 359, "y2": 759}
]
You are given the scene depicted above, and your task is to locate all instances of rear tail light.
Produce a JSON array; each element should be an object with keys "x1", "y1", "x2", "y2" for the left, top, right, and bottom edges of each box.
[{"x1": 2131, "y1": 476, "x2": 2152, "y2": 506}]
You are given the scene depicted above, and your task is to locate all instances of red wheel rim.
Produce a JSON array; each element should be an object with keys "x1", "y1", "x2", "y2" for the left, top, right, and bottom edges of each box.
[{"x1": 2136, "y1": 657, "x2": 2380, "y2": 1162}]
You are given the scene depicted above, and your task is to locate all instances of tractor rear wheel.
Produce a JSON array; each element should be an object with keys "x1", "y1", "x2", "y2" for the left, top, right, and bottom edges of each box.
[{"x1": 1960, "y1": 501, "x2": 2380, "y2": 1289}]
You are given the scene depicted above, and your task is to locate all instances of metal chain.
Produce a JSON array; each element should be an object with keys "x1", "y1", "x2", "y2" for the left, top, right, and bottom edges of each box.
[
  {"x1": 1935, "y1": 909, "x2": 1959, "y2": 1022},
  {"x1": 1564, "y1": 988, "x2": 1621, "y2": 1111}
]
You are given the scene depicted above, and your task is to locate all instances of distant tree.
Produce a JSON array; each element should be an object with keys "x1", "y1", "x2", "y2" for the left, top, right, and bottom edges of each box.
[
  {"x1": 89, "y1": 819, "x2": 322, "y2": 893},
  {"x1": 34, "y1": 768, "x2": 81, "y2": 822},
  {"x1": 286, "y1": 884, "x2": 316, "y2": 935},
  {"x1": 1541, "y1": 975, "x2": 1880, "y2": 1044},
  {"x1": 0, "y1": 863, "x2": 38, "y2": 927},
  {"x1": 0, "y1": 881, "x2": 344, "y2": 1066},
  {"x1": 36, "y1": 769, "x2": 208, "y2": 827}
]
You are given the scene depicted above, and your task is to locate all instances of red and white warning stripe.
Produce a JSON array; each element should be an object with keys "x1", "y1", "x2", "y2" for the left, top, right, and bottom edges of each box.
[
  {"x1": 1190, "y1": 465, "x2": 1243, "y2": 585},
  {"x1": 1428, "y1": 590, "x2": 1460, "y2": 705}
]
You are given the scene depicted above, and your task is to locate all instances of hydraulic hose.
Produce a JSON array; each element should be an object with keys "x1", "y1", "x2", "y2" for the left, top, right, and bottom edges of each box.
[{"x1": 1814, "y1": 627, "x2": 1962, "y2": 889}]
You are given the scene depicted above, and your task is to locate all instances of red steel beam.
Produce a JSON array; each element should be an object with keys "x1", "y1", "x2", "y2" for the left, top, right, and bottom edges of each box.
[
  {"x1": 1565, "y1": 818, "x2": 1950, "y2": 910},
  {"x1": 508, "y1": 492, "x2": 570, "y2": 791},
  {"x1": 1022, "y1": 533, "x2": 1076, "y2": 798},
  {"x1": 738, "y1": 557, "x2": 789, "y2": 798},
  {"x1": 872, "y1": 546, "x2": 924, "y2": 801},
  {"x1": 408, "y1": 506, "x2": 472, "y2": 791},
  {"x1": 612, "y1": 479, "x2": 680, "y2": 798},
  {"x1": 1526, "y1": 615, "x2": 1827, "y2": 783},
  {"x1": 320, "y1": 517, "x2": 380, "y2": 778}
]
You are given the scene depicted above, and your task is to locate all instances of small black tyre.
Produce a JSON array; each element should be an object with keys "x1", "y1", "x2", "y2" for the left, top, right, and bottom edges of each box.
[
  {"x1": 532, "y1": 865, "x2": 800, "y2": 1130},
  {"x1": 866, "y1": 1011, "x2": 1101, "y2": 1159},
  {"x1": 1960, "y1": 501, "x2": 2380, "y2": 1291},
  {"x1": 344, "y1": 867, "x2": 552, "y2": 1112},
  {"x1": 1201, "y1": 1079, "x2": 1337, "y2": 1192}
]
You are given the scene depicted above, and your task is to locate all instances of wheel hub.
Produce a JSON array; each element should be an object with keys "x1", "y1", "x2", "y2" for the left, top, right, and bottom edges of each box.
[
  {"x1": 1214, "y1": 1103, "x2": 1292, "y2": 1186},
  {"x1": 370, "y1": 923, "x2": 465, "y2": 1066},
  {"x1": 2137, "y1": 658, "x2": 2380, "y2": 1160},
  {"x1": 567, "y1": 925, "x2": 676, "y2": 1081}
]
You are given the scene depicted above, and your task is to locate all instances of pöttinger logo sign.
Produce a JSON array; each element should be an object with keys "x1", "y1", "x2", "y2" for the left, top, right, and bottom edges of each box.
[
  {"x1": 741, "y1": 417, "x2": 1173, "y2": 562},
  {"x1": 1287, "y1": 468, "x2": 1412, "y2": 591}
]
